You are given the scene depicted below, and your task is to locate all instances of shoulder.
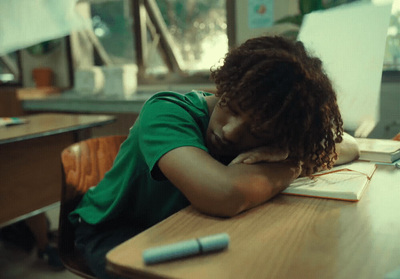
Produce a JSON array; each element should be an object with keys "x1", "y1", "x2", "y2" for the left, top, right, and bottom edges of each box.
[
  {"x1": 135, "y1": 90, "x2": 212, "y2": 146},
  {"x1": 147, "y1": 90, "x2": 212, "y2": 103},
  {"x1": 139, "y1": 91, "x2": 212, "y2": 127},
  {"x1": 144, "y1": 91, "x2": 211, "y2": 111}
]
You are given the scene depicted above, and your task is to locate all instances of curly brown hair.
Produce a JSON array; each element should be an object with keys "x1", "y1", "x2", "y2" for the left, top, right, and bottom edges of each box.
[{"x1": 210, "y1": 36, "x2": 343, "y2": 176}]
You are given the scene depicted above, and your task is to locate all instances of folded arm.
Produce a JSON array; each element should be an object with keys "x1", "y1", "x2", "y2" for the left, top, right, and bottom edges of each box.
[
  {"x1": 158, "y1": 147, "x2": 301, "y2": 217},
  {"x1": 225, "y1": 132, "x2": 360, "y2": 178}
]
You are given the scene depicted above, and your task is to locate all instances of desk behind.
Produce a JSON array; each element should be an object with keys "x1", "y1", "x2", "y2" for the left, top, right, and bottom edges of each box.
[
  {"x1": 0, "y1": 113, "x2": 114, "y2": 144},
  {"x1": 106, "y1": 165, "x2": 400, "y2": 279},
  {"x1": 0, "y1": 113, "x2": 115, "y2": 227}
]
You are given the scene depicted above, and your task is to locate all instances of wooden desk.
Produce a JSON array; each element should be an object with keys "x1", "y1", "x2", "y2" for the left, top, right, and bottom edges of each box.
[
  {"x1": 106, "y1": 165, "x2": 400, "y2": 279},
  {"x1": 0, "y1": 113, "x2": 115, "y2": 227}
]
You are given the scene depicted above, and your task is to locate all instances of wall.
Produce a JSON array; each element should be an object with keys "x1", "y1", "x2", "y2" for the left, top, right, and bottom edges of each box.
[
  {"x1": 20, "y1": 38, "x2": 71, "y2": 88},
  {"x1": 233, "y1": 0, "x2": 399, "y2": 139},
  {"x1": 370, "y1": 80, "x2": 400, "y2": 139},
  {"x1": 90, "y1": 112, "x2": 138, "y2": 138},
  {"x1": 233, "y1": 0, "x2": 298, "y2": 46}
]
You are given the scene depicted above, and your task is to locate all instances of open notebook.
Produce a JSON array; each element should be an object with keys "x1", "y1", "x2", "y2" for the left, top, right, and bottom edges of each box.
[{"x1": 282, "y1": 161, "x2": 377, "y2": 201}]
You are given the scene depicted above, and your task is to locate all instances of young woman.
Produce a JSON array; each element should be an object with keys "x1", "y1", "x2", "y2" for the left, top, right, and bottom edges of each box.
[{"x1": 70, "y1": 36, "x2": 359, "y2": 278}]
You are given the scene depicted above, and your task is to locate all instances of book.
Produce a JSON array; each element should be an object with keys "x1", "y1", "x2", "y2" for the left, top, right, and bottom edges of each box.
[
  {"x1": 282, "y1": 161, "x2": 377, "y2": 201},
  {"x1": 0, "y1": 117, "x2": 28, "y2": 127},
  {"x1": 355, "y1": 138, "x2": 400, "y2": 163}
]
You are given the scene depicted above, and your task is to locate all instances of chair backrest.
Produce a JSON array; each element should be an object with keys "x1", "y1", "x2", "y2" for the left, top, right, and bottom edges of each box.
[{"x1": 58, "y1": 135, "x2": 127, "y2": 278}]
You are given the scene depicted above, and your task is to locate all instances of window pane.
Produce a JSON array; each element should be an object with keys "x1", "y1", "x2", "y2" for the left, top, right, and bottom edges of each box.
[
  {"x1": 384, "y1": 0, "x2": 400, "y2": 70},
  {"x1": 84, "y1": 0, "x2": 228, "y2": 79},
  {"x1": 155, "y1": 0, "x2": 228, "y2": 72},
  {"x1": 90, "y1": 0, "x2": 135, "y2": 65}
]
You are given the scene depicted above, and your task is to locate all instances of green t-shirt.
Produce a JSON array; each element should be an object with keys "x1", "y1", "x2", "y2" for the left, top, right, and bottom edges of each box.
[{"x1": 69, "y1": 91, "x2": 212, "y2": 228}]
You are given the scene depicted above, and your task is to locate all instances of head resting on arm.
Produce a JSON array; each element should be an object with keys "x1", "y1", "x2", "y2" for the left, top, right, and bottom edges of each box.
[{"x1": 210, "y1": 36, "x2": 343, "y2": 176}]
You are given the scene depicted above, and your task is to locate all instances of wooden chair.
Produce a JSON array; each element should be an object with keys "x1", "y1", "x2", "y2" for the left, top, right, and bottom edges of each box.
[{"x1": 58, "y1": 135, "x2": 127, "y2": 278}]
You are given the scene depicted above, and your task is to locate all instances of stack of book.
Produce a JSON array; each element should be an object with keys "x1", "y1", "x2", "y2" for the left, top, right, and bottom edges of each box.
[{"x1": 355, "y1": 138, "x2": 400, "y2": 164}]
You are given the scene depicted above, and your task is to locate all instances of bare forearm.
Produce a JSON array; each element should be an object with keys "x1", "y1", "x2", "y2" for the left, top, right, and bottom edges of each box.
[
  {"x1": 190, "y1": 160, "x2": 301, "y2": 217},
  {"x1": 158, "y1": 147, "x2": 301, "y2": 218},
  {"x1": 224, "y1": 161, "x2": 301, "y2": 216}
]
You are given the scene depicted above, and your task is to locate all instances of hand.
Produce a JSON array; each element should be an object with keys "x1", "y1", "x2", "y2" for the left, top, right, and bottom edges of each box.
[
  {"x1": 334, "y1": 132, "x2": 360, "y2": 165},
  {"x1": 229, "y1": 146, "x2": 289, "y2": 165}
]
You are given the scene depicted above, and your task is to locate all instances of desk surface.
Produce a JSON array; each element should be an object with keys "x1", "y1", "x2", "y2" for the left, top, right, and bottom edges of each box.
[
  {"x1": 0, "y1": 113, "x2": 115, "y2": 145},
  {"x1": 106, "y1": 164, "x2": 400, "y2": 279},
  {"x1": 0, "y1": 113, "x2": 115, "y2": 227}
]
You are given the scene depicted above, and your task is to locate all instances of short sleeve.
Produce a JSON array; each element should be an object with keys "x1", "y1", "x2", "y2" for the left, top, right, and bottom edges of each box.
[{"x1": 137, "y1": 93, "x2": 209, "y2": 178}]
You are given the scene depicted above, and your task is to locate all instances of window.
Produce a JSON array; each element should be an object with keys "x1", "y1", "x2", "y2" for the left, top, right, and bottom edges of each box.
[
  {"x1": 82, "y1": 0, "x2": 399, "y2": 81},
  {"x1": 90, "y1": 0, "x2": 135, "y2": 65},
  {"x1": 79, "y1": 0, "x2": 228, "y2": 84},
  {"x1": 154, "y1": 0, "x2": 227, "y2": 72},
  {"x1": 3, "y1": 0, "x2": 398, "y2": 86},
  {"x1": 384, "y1": 0, "x2": 400, "y2": 71}
]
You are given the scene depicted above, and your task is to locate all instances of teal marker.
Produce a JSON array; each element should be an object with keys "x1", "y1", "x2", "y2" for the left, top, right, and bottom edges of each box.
[{"x1": 142, "y1": 233, "x2": 230, "y2": 265}]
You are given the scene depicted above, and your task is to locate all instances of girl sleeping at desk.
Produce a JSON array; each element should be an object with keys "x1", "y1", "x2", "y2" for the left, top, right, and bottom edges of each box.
[{"x1": 69, "y1": 36, "x2": 359, "y2": 279}]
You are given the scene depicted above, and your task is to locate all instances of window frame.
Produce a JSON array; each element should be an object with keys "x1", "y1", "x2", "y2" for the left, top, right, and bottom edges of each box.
[{"x1": 130, "y1": 0, "x2": 231, "y2": 86}]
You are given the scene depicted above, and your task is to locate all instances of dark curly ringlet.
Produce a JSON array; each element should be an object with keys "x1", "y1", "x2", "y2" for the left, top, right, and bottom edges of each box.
[{"x1": 210, "y1": 36, "x2": 343, "y2": 176}]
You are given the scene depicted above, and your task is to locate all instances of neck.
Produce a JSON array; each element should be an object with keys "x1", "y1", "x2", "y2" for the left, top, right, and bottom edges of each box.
[{"x1": 205, "y1": 95, "x2": 219, "y2": 116}]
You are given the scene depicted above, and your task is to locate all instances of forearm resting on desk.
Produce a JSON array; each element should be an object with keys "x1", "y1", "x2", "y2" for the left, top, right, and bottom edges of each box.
[
  {"x1": 223, "y1": 161, "x2": 301, "y2": 215},
  {"x1": 158, "y1": 147, "x2": 301, "y2": 218}
]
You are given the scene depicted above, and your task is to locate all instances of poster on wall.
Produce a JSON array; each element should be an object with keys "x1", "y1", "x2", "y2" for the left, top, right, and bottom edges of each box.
[{"x1": 248, "y1": 0, "x2": 274, "y2": 29}]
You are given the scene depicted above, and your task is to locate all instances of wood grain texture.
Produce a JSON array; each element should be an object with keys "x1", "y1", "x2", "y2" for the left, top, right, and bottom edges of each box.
[
  {"x1": 58, "y1": 135, "x2": 127, "y2": 279},
  {"x1": 107, "y1": 165, "x2": 400, "y2": 279},
  {"x1": 61, "y1": 135, "x2": 127, "y2": 195}
]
